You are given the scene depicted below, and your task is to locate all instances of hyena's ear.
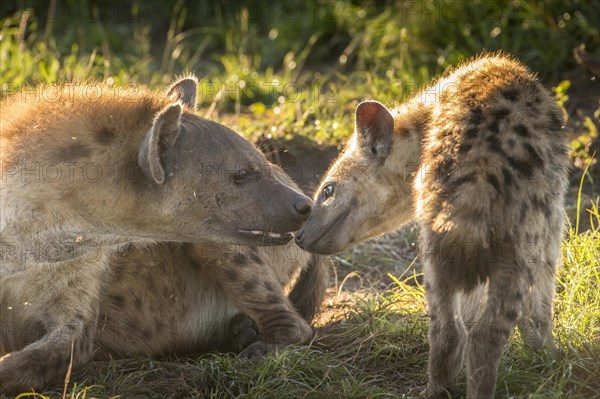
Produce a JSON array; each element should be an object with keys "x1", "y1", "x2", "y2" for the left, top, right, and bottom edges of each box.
[
  {"x1": 355, "y1": 101, "x2": 394, "y2": 159},
  {"x1": 138, "y1": 104, "x2": 183, "y2": 184},
  {"x1": 167, "y1": 76, "x2": 198, "y2": 109}
]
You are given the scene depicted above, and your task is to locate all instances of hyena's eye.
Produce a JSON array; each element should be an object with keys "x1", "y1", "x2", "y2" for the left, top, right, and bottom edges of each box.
[
  {"x1": 322, "y1": 184, "x2": 334, "y2": 199},
  {"x1": 234, "y1": 169, "x2": 248, "y2": 184}
]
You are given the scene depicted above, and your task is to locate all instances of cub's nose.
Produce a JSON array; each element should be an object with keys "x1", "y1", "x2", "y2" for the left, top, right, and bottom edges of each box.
[{"x1": 293, "y1": 196, "x2": 312, "y2": 219}]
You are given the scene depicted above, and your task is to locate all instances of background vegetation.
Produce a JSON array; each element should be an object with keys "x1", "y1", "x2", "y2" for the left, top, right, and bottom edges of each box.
[
  {"x1": 1, "y1": 1, "x2": 598, "y2": 398},
  {"x1": 2, "y1": 1, "x2": 599, "y2": 146}
]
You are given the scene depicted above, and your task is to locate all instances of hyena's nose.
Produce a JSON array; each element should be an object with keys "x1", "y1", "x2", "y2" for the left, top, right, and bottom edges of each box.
[{"x1": 293, "y1": 196, "x2": 312, "y2": 219}]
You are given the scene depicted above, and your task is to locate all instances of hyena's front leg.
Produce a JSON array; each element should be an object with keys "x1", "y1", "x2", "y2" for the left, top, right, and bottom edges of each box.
[
  {"x1": 0, "y1": 317, "x2": 97, "y2": 394},
  {"x1": 199, "y1": 248, "x2": 313, "y2": 358},
  {"x1": 425, "y1": 269, "x2": 467, "y2": 398},
  {"x1": 466, "y1": 267, "x2": 529, "y2": 399},
  {"x1": 0, "y1": 257, "x2": 105, "y2": 395}
]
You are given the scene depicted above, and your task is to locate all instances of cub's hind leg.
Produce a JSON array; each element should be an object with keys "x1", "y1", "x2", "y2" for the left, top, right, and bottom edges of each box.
[
  {"x1": 517, "y1": 258, "x2": 558, "y2": 355},
  {"x1": 465, "y1": 250, "x2": 531, "y2": 399}
]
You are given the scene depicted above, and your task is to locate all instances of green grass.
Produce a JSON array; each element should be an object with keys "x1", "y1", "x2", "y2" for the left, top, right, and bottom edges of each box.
[{"x1": 21, "y1": 202, "x2": 599, "y2": 398}]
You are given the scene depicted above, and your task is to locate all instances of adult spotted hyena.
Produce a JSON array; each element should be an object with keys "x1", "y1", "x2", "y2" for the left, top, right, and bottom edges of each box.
[
  {"x1": 0, "y1": 77, "x2": 320, "y2": 394},
  {"x1": 93, "y1": 167, "x2": 327, "y2": 363},
  {"x1": 96, "y1": 228, "x2": 327, "y2": 361},
  {"x1": 296, "y1": 54, "x2": 569, "y2": 398}
]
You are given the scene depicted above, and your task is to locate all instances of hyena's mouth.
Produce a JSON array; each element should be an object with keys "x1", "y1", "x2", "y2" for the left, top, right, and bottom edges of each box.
[{"x1": 237, "y1": 229, "x2": 295, "y2": 245}]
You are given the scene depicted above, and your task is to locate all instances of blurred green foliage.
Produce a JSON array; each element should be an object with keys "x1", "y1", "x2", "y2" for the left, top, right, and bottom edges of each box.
[
  {"x1": 3, "y1": 1, "x2": 598, "y2": 78},
  {"x1": 1, "y1": 0, "x2": 599, "y2": 144}
]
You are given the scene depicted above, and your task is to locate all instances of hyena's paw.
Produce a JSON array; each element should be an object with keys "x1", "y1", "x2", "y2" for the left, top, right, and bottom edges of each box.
[
  {"x1": 238, "y1": 341, "x2": 278, "y2": 359},
  {"x1": 266, "y1": 317, "x2": 313, "y2": 344},
  {"x1": 0, "y1": 351, "x2": 51, "y2": 395},
  {"x1": 423, "y1": 385, "x2": 459, "y2": 399},
  {"x1": 238, "y1": 317, "x2": 314, "y2": 359},
  {"x1": 227, "y1": 313, "x2": 260, "y2": 353}
]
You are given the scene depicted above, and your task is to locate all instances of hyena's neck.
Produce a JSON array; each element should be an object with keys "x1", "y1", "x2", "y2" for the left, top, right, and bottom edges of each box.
[{"x1": 390, "y1": 99, "x2": 431, "y2": 181}]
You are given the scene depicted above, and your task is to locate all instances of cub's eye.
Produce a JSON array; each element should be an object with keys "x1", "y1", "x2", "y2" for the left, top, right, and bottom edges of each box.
[
  {"x1": 322, "y1": 184, "x2": 334, "y2": 199},
  {"x1": 234, "y1": 169, "x2": 248, "y2": 184}
]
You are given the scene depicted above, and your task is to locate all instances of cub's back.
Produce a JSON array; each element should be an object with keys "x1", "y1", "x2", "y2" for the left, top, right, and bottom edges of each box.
[{"x1": 417, "y1": 54, "x2": 569, "y2": 247}]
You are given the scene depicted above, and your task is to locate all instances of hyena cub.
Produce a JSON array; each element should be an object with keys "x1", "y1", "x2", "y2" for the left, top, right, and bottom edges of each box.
[
  {"x1": 296, "y1": 53, "x2": 569, "y2": 398},
  {"x1": 0, "y1": 77, "x2": 315, "y2": 394}
]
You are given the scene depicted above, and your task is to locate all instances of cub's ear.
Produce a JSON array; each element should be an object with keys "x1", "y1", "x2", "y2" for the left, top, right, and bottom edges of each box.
[
  {"x1": 355, "y1": 100, "x2": 394, "y2": 159},
  {"x1": 167, "y1": 76, "x2": 198, "y2": 109},
  {"x1": 138, "y1": 104, "x2": 183, "y2": 184}
]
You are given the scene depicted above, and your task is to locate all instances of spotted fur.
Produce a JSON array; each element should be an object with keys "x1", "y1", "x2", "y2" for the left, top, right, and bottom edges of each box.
[
  {"x1": 95, "y1": 237, "x2": 327, "y2": 360},
  {"x1": 297, "y1": 53, "x2": 569, "y2": 398},
  {"x1": 0, "y1": 77, "x2": 323, "y2": 394}
]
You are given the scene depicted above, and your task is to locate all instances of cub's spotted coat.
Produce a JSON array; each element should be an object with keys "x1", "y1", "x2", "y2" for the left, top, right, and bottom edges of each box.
[{"x1": 296, "y1": 53, "x2": 569, "y2": 398}]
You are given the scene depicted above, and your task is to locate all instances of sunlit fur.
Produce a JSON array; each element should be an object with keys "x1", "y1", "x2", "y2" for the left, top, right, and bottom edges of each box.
[
  {"x1": 300, "y1": 53, "x2": 569, "y2": 398},
  {"x1": 0, "y1": 78, "x2": 321, "y2": 394}
]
